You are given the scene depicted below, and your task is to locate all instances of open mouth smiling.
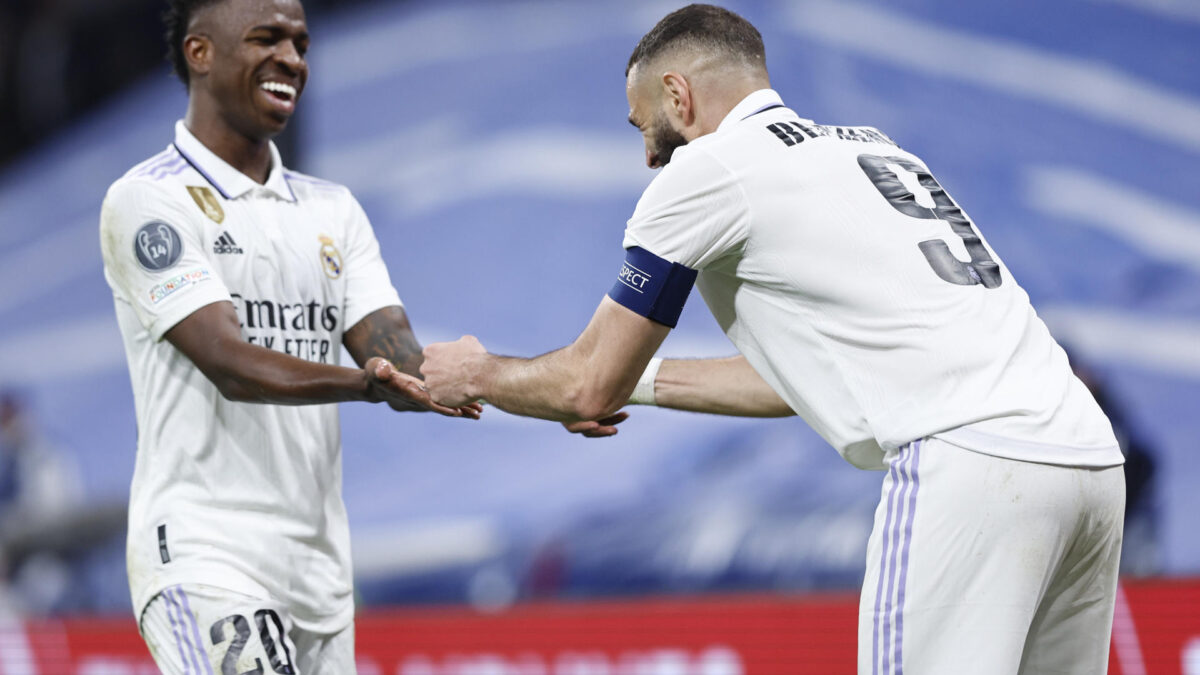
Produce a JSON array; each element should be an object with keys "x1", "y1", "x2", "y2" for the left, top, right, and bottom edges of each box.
[{"x1": 260, "y1": 80, "x2": 298, "y2": 102}]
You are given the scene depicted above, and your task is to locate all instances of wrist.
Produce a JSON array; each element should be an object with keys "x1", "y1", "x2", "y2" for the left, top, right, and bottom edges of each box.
[
  {"x1": 360, "y1": 364, "x2": 382, "y2": 403},
  {"x1": 471, "y1": 351, "x2": 498, "y2": 403},
  {"x1": 360, "y1": 356, "x2": 396, "y2": 403},
  {"x1": 628, "y1": 357, "x2": 663, "y2": 406}
]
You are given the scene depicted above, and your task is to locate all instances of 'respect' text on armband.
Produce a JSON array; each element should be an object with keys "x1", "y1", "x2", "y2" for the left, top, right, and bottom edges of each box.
[{"x1": 606, "y1": 246, "x2": 698, "y2": 328}]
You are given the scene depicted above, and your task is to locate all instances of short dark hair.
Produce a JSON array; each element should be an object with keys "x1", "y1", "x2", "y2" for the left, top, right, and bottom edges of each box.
[
  {"x1": 626, "y1": 4, "x2": 765, "y2": 77},
  {"x1": 164, "y1": 0, "x2": 224, "y2": 86}
]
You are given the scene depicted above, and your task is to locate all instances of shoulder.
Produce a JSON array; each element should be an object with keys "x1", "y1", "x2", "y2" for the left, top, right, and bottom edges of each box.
[
  {"x1": 105, "y1": 145, "x2": 199, "y2": 208},
  {"x1": 101, "y1": 161, "x2": 203, "y2": 244},
  {"x1": 284, "y1": 171, "x2": 373, "y2": 236},
  {"x1": 649, "y1": 142, "x2": 733, "y2": 188},
  {"x1": 103, "y1": 171, "x2": 185, "y2": 221},
  {"x1": 635, "y1": 142, "x2": 740, "y2": 216},
  {"x1": 120, "y1": 145, "x2": 189, "y2": 183},
  {"x1": 283, "y1": 169, "x2": 353, "y2": 202}
]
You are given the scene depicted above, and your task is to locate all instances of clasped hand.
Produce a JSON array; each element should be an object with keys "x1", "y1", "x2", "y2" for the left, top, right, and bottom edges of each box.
[
  {"x1": 420, "y1": 336, "x2": 629, "y2": 438},
  {"x1": 364, "y1": 356, "x2": 481, "y2": 419}
]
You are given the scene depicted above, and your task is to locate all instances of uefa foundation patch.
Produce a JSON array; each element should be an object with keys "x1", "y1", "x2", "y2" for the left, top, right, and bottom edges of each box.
[{"x1": 148, "y1": 268, "x2": 212, "y2": 305}]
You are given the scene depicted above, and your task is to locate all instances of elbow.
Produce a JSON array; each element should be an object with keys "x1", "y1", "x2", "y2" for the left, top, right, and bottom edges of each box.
[
  {"x1": 564, "y1": 381, "x2": 628, "y2": 422},
  {"x1": 193, "y1": 341, "x2": 272, "y2": 403},
  {"x1": 201, "y1": 361, "x2": 265, "y2": 403},
  {"x1": 574, "y1": 399, "x2": 622, "y2": 423},
  {"x1": 556, "y1": 344, "x2": 632, "y2": 421},
  {"x1": 211, "y1": 376, "x2": 259, "y2": 403}
]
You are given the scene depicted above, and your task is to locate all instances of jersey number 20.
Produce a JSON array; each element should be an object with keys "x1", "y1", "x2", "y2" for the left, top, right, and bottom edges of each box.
[
  {"x1": 857, "y1": 154, "x2": 1002, "y2": 289},
  {"x1": 210, "y1": 609, "x2": 295, "y2": 674}
]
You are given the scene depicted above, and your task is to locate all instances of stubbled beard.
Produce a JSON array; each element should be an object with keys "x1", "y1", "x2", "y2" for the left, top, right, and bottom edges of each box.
[{"x1": 651, "y1": 111, "x2": 688, "y2": 166}]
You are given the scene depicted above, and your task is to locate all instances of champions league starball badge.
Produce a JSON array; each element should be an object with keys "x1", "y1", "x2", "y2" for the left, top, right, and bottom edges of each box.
[
  {"x1": 134, "y1": 221, "x2": 184, "y2": 271},
  {"x1": 318, "y1": 234, "x2": 342, "y2": 279}
]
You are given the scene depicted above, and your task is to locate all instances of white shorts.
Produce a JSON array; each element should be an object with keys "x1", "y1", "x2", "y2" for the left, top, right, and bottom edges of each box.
[
  {"x1": 859, "y1": 437, "x2": 1124, "y2": 675},
  {"x1": 139, "y1": 584, "x2": 355, "y2": 675}
]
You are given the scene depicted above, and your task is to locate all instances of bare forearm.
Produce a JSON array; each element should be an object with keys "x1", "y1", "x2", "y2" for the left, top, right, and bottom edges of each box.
[
  {"x1": 422, "y1": 297, "x2": 670, "y2": 421},
  {"x1": 343, "y1": 305, "x2": 428, "y2": 411},
  {"x1": 343, "y1": 305, "x2": 423, "y2": 375},
  {"x1": 652, "y1": 356, "x2": 794, "y2": 417},
  {"x1": 472, "y1": 345, "x2": 635, "y2": 423},
  {"x1": 202, "y1": 340, "x2": 373, "y2": 405},
  {"x1": 165, "y1": 302, "x2": 468, "y2": 415},
  {"x1": 165, "y1": 303, "x2": 375, "y2": 405}
]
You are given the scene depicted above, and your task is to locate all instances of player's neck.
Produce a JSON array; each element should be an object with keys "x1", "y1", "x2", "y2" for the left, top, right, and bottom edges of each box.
[
  {"x1": 184, "y1": 110, "x2": 274, "y2": 185},
  {"x1": 683, "y1": 79, "x2": 771, "y2": 141}
]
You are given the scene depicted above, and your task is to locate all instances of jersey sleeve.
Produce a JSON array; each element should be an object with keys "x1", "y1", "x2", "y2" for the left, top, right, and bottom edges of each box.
[
  {"x1": 100, "y1": 179, "x2": 232, "y2": 341},
  {"x1": 621, "y1": 146, "x2": 750, "y2": 269},
  {"x1": 609, "y1": 147, "x2": 748, "y2": 327},
  {"x1": 340, "y1": 196, "x2": 403, "y2": 331}
]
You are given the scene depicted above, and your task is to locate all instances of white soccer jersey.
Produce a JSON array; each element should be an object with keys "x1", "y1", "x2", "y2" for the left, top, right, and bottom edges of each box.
[
  {"x1": 620, "y1": 90, "x2": 1122, "y2": 470},
  {"x1": 100, "y1": 121, "x2": 401, "y2": 632}
]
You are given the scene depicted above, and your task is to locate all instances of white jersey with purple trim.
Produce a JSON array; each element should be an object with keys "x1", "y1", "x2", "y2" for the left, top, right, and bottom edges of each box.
[
  {"x1": 100, "y1": 121, "x2": 402, "y2": 633},
  {"x1": 621, "y1": 89, "x2": 1122, "y2": 470}
]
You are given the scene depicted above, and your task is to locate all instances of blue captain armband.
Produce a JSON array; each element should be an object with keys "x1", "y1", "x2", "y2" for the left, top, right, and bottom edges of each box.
[{"x1": 607, "y1": 246, "x2": 698, "y2": 328}]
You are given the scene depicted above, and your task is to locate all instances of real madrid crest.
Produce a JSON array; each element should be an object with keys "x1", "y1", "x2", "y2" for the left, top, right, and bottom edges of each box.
[
  {"x1": 186, "y1": 185, "x2": 225, "y2": 223},
  {"x1": 318, "y1": 235, "x2": 343, "y2": 279}
]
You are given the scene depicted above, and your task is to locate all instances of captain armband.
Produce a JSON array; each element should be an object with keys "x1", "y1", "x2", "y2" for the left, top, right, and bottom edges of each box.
[{"x1": 606, "y1": 247, "x2": 698, "y2": 328}]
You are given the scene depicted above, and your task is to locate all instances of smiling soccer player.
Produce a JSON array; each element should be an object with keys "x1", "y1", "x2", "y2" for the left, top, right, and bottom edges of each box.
[{"x1": 98, "y1": 1, "x2": 484, "y2": 672}]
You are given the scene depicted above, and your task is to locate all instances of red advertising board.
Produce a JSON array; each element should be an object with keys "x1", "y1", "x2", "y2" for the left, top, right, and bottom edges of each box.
[{"x1": 3, "y1": 578, "x2": 1197, "y2": 674}]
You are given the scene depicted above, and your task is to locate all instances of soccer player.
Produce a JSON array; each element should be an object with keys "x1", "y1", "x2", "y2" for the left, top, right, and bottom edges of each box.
[
  {"x1": 420, "y1": 5, "x2": 1126, "y2": 673},
  {"x1": 98, "y1": 0, "x2": 483, "y2": 672}
]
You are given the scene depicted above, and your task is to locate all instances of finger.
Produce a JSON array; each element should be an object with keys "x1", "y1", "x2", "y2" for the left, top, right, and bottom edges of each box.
[
  {"x1": 412, "y1": 393, "x2": 467, "y2": 418},
  {"x1": 562, "y1": 420, "x2": 598, "y2": 434},
  {"x1": 389, "y1": 377, "x2": 465, "y2": 417},
  {"x1": 562, "y1": 420, "x2": 619, "y2": 437},
  {"x1": 595, "y1": 411, "x2": 630, "y2": 427},
  {"x1": 583, "y1": 425, "x2": 619, "y2": 438},
  {"x1": 427, "y1": 402, "x2": 470, "y2": 417},
  {"x1": 364, "y1": 357, "x2": 388, "y2": 379},
  {"x1": 417, "y1": 392, "x2": 468, "y2": 417},
  {"x1": 456, "y1": 405, "x2": 482, "y2": 420}
]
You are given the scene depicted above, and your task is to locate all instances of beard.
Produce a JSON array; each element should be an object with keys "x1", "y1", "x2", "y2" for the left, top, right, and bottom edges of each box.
[{"x1": 650, "y1": 110, "x2": 688, "y2": 166}]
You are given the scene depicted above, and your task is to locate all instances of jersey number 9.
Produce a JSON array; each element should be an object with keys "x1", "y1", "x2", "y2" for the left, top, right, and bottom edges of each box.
[{"x1": 858, "y1": 154, "x2": 1002, "y2": 289}]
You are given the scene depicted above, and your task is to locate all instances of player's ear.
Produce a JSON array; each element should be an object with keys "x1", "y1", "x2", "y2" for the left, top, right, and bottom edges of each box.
[
  {"x1": 184, "y1": 33, "x2": 214, "y2": 78},
  {"x1": 661, "y1": 72, "x2": 693, "y2": 126}
]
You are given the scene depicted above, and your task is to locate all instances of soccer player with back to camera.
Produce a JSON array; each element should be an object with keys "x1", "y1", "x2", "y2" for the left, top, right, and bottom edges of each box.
[
  {"x1": 97, "y1": 0, "x2": 496, "y2": 672},
  {"x1": 421, "y1": 5, "x2": 1126, "y2": 673}
]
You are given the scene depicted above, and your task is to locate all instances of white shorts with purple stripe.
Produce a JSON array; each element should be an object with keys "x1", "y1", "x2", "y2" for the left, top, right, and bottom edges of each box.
[
  {"x1": 858, "y1": 437, "x2": 1124, "y2": 675},
  {"x1": 139, "y1": 584, "x2": 355, "y2": 674}
]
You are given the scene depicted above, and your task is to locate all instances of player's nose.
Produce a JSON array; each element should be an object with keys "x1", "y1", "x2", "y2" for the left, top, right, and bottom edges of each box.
[{"x1": 276, "y1": 41, "x2": 305, "y2": 74}]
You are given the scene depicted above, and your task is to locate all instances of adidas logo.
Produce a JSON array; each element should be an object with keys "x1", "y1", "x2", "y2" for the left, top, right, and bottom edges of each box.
[{"x1": 213, "y1": 231, "x2": 243, "y2": 255}]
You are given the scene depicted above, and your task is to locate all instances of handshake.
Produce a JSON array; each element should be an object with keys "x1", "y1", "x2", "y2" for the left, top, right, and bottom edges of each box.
[{"x1": 375, "y1": 333, "x2": 632, "y2": 438}]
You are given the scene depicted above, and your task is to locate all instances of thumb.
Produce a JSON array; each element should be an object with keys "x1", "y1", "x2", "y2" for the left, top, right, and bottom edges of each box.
[{"x1": 371, "y1": 357, "x2": 395, "y2": 379}]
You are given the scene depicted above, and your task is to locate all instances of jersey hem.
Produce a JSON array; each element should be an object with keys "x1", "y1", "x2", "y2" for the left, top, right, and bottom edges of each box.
[
  {"x1": 133, "y1": 569, "x2": 354, "y2": 636},
  {"x1": 932, "y1": 425, "x2": 1125, "y2": 468}
]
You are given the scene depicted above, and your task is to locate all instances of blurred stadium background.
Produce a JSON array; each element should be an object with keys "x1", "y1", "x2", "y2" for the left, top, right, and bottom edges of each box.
[{"x1": 1, "y1": 0, "x2": 1198, "y2": 672}]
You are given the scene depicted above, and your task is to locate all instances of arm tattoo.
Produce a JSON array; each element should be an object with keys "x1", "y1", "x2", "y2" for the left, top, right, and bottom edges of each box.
[{"x1": 343, "y1": 306, "x2": 424, "y2": 376}]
